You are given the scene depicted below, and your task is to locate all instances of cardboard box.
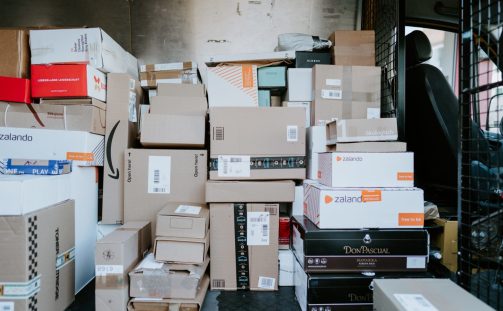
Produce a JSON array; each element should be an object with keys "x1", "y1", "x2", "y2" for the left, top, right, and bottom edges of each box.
[
  {"x1": 258, "y1": 66, "x2": 286, "y2": 88},
  {"x1": 118, "y1": 221, "x2": 152, "y2": 259},
  {"x1": 0, "y1": 99, "x2": 106, "y2": 135},
  {"x1": 306, "y1": 126, "x2": 328, "y2": 179},
  {"x1": 258, "y1": 90, "x2": 271, "y2": 107},
  {"x1": 95, "y1": 230, "x2": 139, "y2": 311},
  {"x1": 0, "y1": 127, "x2": 104, "y2": 166},
  {"x1": 295, "y1": 51, "x2": 331, "y2": 68},
  {"x1": 156, "y1": 204, "x2": 209, "y2": 239},
  {"x1": 292, "y1": 185, "x2": 304, "y2": 216},
  {"x1": 31, "y1": 64, "x2": 107, "y2": 101},
  {"x1": 129, "y1": 254, "x2": 209, "y2": 299},
  {"x1": 149, "y1": 96, "x2": 207, "y2": 115},
  {"x1": 312, "y1": 65, "x2": 380, "y2": 125},
  {"x1": 0, "y1": 199, "x2": 75, "y2": 311},
  {"x1": 0, "y1": 76, "x2": 31, "y2": 103},
  {"x1": 140, "y1": 69, "x2": 198, "y2": 88},
  {"x1": 326, "y1": 118, "x2": 398, "y2": 143},
  {"x1": 124, "y1": 149, "x2": 207, "y2": 236},
  {"x1": 430, "y1": 218, "x2": 458, "y2": 272},
  {"x1": 30, "y1": 28, "x2": 138, "y2": 78},
  {"x1": 207, "y1": 65, "x2": 258, "y2": 107},
  {"x1": 154, "y1": 234, "x2": 209, "y2": 264},
  {"x1": 209, "y1": 107, "x2": 306, "y2": 180},
  {"x1": 279, "y1": 217, "x2": 291, "y2": 249},
  {"x1": 0, "y1": 29, "x2": 29, "y2": 78},
  {"x1": 329, "y1": 30, "x2": 375, "y2": 66},
  {"x1": 0, "y1": 159, "x2": 71, "y2": 175},
  {"x1": 102, "y1": 74, "x2": 142, "y2": 224},
  {"x1": 140, "y1": 61, "x2": 197, "y2": 73},
  {"x1": 140, "y1": 114, "x2": 205, "y2": 148},
  {"x1": 205, "y1": 51, "x2": 295, "y2": 65},
  {"x1": 127, "y1": 274, "x2": 209, "y2": 311},
  {"x1": 292, "y1": 216, "x2": 429, "y2": 273},
  {"x1": 330, "y1": 141, "x2": 407, "y2": 152},
  {"x1": 373, "y1": 279, "x2": 494, "y2": 311},
  {"x1": 318, "y1": 152, "x2": 414, "y2": 188},
  {"x1": 286, "y1": 69, "x2": 313, "y2": 101},
  {"x1": 156, "y1": 84, "x2": 205, "y2": 97},
  {"x1": 282, "y1": 101, "x2": 310, "y2": 128},
  {"x1": 205, "y1": 180, "x2": 295, "y2": 203},
  {"x1": 271, "y1": 95, "x2": 281, "y2": 107},
  {"x1": 279, "y1": 249, "x2": 295, "y2": 286},
  {"x1": 304, "y1": 182, "x2": 424, "y2": 229}
]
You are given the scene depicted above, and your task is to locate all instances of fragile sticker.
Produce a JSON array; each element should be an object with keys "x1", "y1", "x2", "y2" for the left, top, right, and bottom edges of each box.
[
  {"x1": 217, "y1": 155, "x2": 251, "y2": 177},
  {"x1": 247, "y1": 212, "x2": 270, "y2": 245}
]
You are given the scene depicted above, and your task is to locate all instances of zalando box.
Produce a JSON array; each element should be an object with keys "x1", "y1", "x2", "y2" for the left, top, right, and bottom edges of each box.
[
  {"x1": 304, "y1": 182, "x2": 424, "y2": 229},
  {"x1": 318, "y1": 152, "x2": 414, "y2": 188},
  {"x1": 207, "y1": 65, "x2": 258, "y2": 107}
]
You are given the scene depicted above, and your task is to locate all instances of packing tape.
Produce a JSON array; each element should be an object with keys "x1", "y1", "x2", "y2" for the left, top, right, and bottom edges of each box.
[
  {"x1": 234, "y1": 203, "x2": 250, "y2": 290},
  {"x1": 95, "y1": 275, "x2": 127, "y2": 290},
  {"x1": 209, "y1": 156, "x2": 306, "y2": 171},
  {"x1": 56, "y1": 247, "x2": 75, "y2": 271},
  {"x1": 0, "y1": 276, "x2": 41, "y2": 300},
  {"x1": 342, "y1": 66, "x2": 353, "y2": 119}
]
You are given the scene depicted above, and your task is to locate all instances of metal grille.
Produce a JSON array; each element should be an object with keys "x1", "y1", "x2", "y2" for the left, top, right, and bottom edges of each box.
[{"x1": 460, "y1": 0, "x2": 503, "y2": 309}]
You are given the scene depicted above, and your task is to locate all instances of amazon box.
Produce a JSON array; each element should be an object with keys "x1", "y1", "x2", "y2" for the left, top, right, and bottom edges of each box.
[
  {"x1": 329, "y1": 30, "x2": 375, "y2": 66},
  {"x1": 149, "y1": 96, "x2": 207, "y2": 115},
  {"x1": 0, "y1": 29, "x2": 29, "y2": 78},
  {"x1": 156, "y1": 204, "x2": 209, "y2": 239},
  {"x1": 154, "y1": 234, "x2": 209, "y2": 264},
  {"x1": 140, "y1": 114, "x2": 205, "y2": 148},
  {"x1": 102, "y1": 74, "x2": 142, "y2": 224}
]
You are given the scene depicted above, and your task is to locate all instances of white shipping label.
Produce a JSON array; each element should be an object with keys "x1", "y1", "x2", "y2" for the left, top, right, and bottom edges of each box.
[
  {"x1": 217, "y1": 155, "x2": 251, "y2": 177},
  {"x1": 367, "y1": 107, "x2": 381, "y2": 119},
  {"x1": 287, "y1": 125, "x2": 298, "y2": 142},
  {"x1": 95, "y1": 265, "x2": 124, "y2": 276},
  {"x1": 175, "y1": 205, "x2": 202, "y2": 215},
  {"x1": 321, "y1": 89, "x2": 342, "y2": 100},
  {"x1": 406, "y1": 256, "x2": 426, "y2": 269},
  {"x1": 129, "y1": 91, "x2": 138, "y2": 122},
  {"x1": 247, "y1": 212, "x2": 270, "y2": 245},
  {"x1": 148, "y1": 156, "x2": 171, "y2": 194},
  {"x1": 394, "y1": 294, "x2": 439, "y2": 311},
  {"x1": 0, "y1": 276, "x2": 41, "y2": 299},
  {"x1": 258, "y1": 276, "x2": 276, "y2": 290},
  {"x1": 0, "y1": 302, "x2": 14, "y2": 311},
  {"x1": 129, "y1": 79, "x2": 136, "y2": 90},
  {"x1": 326, "y1": 79, "x2": 342, "y2": 86}
]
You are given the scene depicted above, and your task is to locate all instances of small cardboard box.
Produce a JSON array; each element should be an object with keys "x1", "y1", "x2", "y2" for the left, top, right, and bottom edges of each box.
[
  {"x1": 295, "y1": 51, "x2": 331, "y2": 68},
  {"x1": 430, "y1": 218, "x2": 458, "y2": 272},
  {"x1": 154, "y1": 234, "x2": 209, "y2": 264},
  {"x1": 0, "y1": 76, "x2": 31, "y2": 103},
  {"x1": 156, "y1": 204, "x2": 209, "y2": 239},
  {"x1": 0, "y1": 159, "x2": 71, "y2": 175},
  {"x1": 304, "y1": 182, "x2": 424, "y2": 229},
  {"x1": 207, "y1": 65, "x2": 258, "y2": 107},
  {"x1": 329, "y1": 30, "x2": 375, "y2": 66},
  {"x1": 286, "y1": 68, "x2": 313, "y2": 101},
  {"x1": 156, "y1": 83, "x2": 205, "y2": 97},
  {"x1": 140, "y1": 61, "x2": 197, "y2": 73},
  {"x1": 258, "y1": 66, "x2": 287, "y2": 88},
  {"x1": 326, "y1": 118, "x2": 398, "y2": 143},
  {"x1": 318, "y1": 152, "x2": 414, "y2": 188},
  {"x1": 149, "y1": 96, "x2": 207, "y2": 115},
  {"x1": 118, "y1": 221, "x2": 152, "y2": 259},
  {"x1": 140, "y1": 114, "x2": 205, "y2": 148},
  {"x1": 31, "y1": 64, "x2": 107, "y2": 101},
  {"x1": 0, "y1": 29, "x2": 29, "y2": 78}
]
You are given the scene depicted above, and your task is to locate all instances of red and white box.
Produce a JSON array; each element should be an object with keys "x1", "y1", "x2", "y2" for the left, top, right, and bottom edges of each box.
[
  {"x1": 0, "y1": 76, "x2": 31, "y2": 103},
  {"x1": 31, "y1": 64, "x2": 106, "y2": 101},
  {"x1": 279, "y1": 216, "x2": 291, "y2": 249}
]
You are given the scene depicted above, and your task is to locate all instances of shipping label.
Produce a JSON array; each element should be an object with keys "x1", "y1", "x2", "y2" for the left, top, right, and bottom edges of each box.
[
  {"x1": 247, "y1": 212, "x2": 270, "y2": 245},
  {"x1": 147, "y1": 156, "x2": 171, "y2": 194}
]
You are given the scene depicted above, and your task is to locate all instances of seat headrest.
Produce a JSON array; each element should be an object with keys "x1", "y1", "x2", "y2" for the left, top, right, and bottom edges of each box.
[{"x1": 406, "y1": 30, "x2": 432, "y2": 67}]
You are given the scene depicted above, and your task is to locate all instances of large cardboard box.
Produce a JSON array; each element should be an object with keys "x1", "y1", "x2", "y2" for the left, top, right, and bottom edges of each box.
[
  {"x1": 326, "y1": 118, "x2": 398, "y2": 143},
  {"x1": 0, "y1": 199, "x2": 75, "y2": 311},
  {"x1": 311, "y1": 65, "x2": 380, "y2": 125},
  {"x1": 95, "y1": 230, "x2": 139, "y2": 311},
  {"x1": 205, "y1": 180, "x2": 295, "y2": 203},
  {"x1": 124, "y1": 149, "x2": 207, "y2": 236},
  {"x1": 286, "y1": 69, "x2": 313, "y2": 101},
  {"x1": 0, "y1": 29, "x2": 29, "y2": 78},
  {"x1": 0, "y1": 76, "x2": 31, "y2": 103},
  {"x1": 329, "y1": 30, "x2": 375, "y2": 66},
  {"x1": 304, "y1": 182, "x2": 424, "y2": 229},
  {"x1": 209, "y1": 107, "x2": 306, "y2": 180},
  {"x1": 0, "y1": 99, "x2": 106, "y2": 135},
  {"x1": 149, "y1": 96, "x2": 207, "y2": 115},
  {"x1": 317, "y1": 152, "x2": 414, "y2": 188},
  {"x1": 30, "y1": 28, "x2": 138, "y2": 78},
  {"x1": 31, "y1": 64, "x2": 107, "y2": 101},
  {"x1": 156, "y1": 204, "x2": 209, "y2": 239},
  {"x1": 430, "y1": 218, "x2": 458, "y2": 272},
  {"x1": 129, "y1": 254, "x2": 209, "y2": 299},
  {"x1": 118, "y1": 221, "x2": 152, "y2": 259},
  {"x1": 373, "y1": 279, "x2": 494, "y2": 311},
  {"x1": 207, "y1": 65, "x2": 258, "y2": 107},
  {"x1": 154, "y1": 234, "x2": 209, "y2": 264},
  {"x1": 156, "y1": 83, "x2": 205, "y2": 97},
  {"x1": 102, "y1": 74, "x2": 142, "y2": 224},
  {"x1": 140, "y1": 114, "x2": 205, "y2": 148}
]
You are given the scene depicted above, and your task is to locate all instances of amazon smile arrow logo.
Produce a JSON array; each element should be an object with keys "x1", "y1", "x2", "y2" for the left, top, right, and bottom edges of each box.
[{"x1": 106, "y1": 121, "x2": 120, "y2": 179}]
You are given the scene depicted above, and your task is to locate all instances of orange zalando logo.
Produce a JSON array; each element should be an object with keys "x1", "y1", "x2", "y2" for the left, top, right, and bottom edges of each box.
[
  {"x1": 336, "y1": 156, "x2": 342, "y2": 161},
  {"x1": 324, "y1": 195, "x2": 333, "y2": 204}
]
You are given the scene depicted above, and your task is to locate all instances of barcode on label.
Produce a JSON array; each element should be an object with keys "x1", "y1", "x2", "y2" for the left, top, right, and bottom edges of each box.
[
  {"x1": 287, "y1": 125, "x2": 298, "y2": 142},
  {"x1": 153, "y1": 170, "x2": 160, "y2": 183},
  {"x1": 152, "y1": 187, "x2": 166, "y2": 193},
  {"x1": 212, "y1": 279, "x2": 226, "y2": 288},
  {"x1": 258, "y1": 277, "x2": 275, "y2": 289},
  {"x1": 217, "y1": 155, "x2": 251, "y2": 177},
  {"x1": 321, "y1": 89, "x2": 342, "y2": 100},
  {"x1": 262, "y1": 224, "x2": 269, "y2": 237},
  {"x1": 230, "y1": 157, "x2": 242, "y2": 162},
  {"x1": 214, "y1": 127, "x2": 224, "y2": 141},
  {"x1": 222, "y1": 158, "x2": 229, "y2": 174},
  {"x1": 265, "y1": 206, "x2": 277, "y2": 215}
]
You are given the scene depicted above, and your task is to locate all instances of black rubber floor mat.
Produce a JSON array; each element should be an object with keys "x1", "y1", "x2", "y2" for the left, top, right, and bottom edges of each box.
[{"x1": 212, "y1": 287, "x2": 301, "y2": 311}]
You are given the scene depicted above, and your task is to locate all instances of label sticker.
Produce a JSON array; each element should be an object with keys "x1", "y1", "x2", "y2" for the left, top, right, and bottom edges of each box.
[
  {"x1": 247, "y1": 212, "x2": 270, "y2": 245},
  {"x1": 217, "y1": 155, "x2": 251, "y2": 177},
  {"x1": 407, "y1": 256, "x2": 426, "y2": 269},
  {"x1": 95, "y1": 265, "x2": 124, "y2": 276},
  {"x1": 258, "y1": 276, "x2": 276, "y2": 290},
  {"x1": 0, "y1": 302, "x2": 14, "y2": 311},
  {"x1": 361, "y1": 190, "x2": 382, "y2": 202},
  {"x1": 129, "y1": 91, "x2": 138, "y2": 122},
  {"x1": 66, "y1": 152, "x2": 94, "y2": 162},
  {"x1": 148, "y1": 156, "x2": 171, "y2": 194},
  {"x1": 287, "y1": 125, "x2": 298, "y2": 142},
  {"x1": 397, "y1": 172, "x2": 414, "y2": 181},
  {"x1": 394, "y1": 294, "x2": 439, "y2": 311},
  {"x1": 326, "y1": 79, "x2": 342, "y2": 86},
  {"x1": 399, "y1": 213, "x2": 424, "y2": 226},
  {"x1": 0, "y1": 276, "x2": 41, "y2": 299},
  {"x1": 241, "y1": 64, "x2": 254, "y2": 88},
  {"x1": 321, "y1": 89, "x2": 342, "y2": 100},
  {"x1": 56, "y1": 247, "x2": 75, "y2": 270},
  {"x1": 129, "y1": 79, "x2": 136, "y2": 90},
  {"x1": 175, "y1": 205, "x2": 202, "y2": 215},
  {"x1": 367, "y1": 107, "x2": 381, "y2": 119}
]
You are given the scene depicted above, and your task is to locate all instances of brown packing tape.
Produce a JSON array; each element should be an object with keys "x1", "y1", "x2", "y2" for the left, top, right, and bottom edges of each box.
[
  {"x1": 95, "y1": 274, "x2": 128, "y2": 290},
  {"x1": 342, "y1": 66, "x2": 353, "y2": 119}
]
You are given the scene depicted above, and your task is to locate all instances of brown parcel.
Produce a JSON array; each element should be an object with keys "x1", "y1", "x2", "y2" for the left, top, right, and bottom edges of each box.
[
  {"x1": 129, "y1": 254, "x2": 209, "y2": 299},
  {"x1": 118, "y1": 221, "x2": 152, "y2": 258},
  {"x1": 0, "y1": 29, "x2": 29, "y2": 78},
  {"x1": 157, "y1": 84, "x2": 205, "y2": 97},
  {"x1": 311, "y1": 65, "x2": 380, "y2": 125},
  {"x1": 154, "y1": 233, "x2": 209, "y2": 264},
  {"x1": 0, "y1": 99, "x2": 106, "y2": 135},
  {"x1": 156, "y1": 204, "x2": 209, "y2": 239},
  {"x1": 209, "y1": 107, "x2": 306, "y2": 180},
  {"x1": 140, "y1": 114, "x2": 205, "y2": 148},
  {"x1": 0, "y1": 199, "x2": 75, "y2": 311},
  {"x1": 430, "y1": 218, "x2": 458, "y2": 272},
  {"x1": 127, "y1": 274, "x2": 209, "y2": 311},
  {"x1": 326, "y1": 118, "x2": 398, "y2": 143},
  {"x1": 328, "y1": 141, "x2": 406, "y2": 152},
  {"x1": 149, "y1": 96, "x2": 207, "y2": 115},
  {"x1": 102, "y1": 74, "x2": 142, "y2": 224},
  {"x1": 124, "y1": 149, "x2": 207, "y2": 238},
  {"x1": 329, "y1": 30, "x2": 375, "y2": 66},
  {"x1": 205, "y1": 180, "x2": 295, "y2": 203},
  {"x1": 95, "y1": 230, "x2": 139, "y2": 311}
]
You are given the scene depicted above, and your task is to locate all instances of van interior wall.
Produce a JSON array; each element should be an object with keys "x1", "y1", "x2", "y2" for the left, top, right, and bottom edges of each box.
[{"x1": 0, "y1": 0, "x2": 358, "y2": 64}]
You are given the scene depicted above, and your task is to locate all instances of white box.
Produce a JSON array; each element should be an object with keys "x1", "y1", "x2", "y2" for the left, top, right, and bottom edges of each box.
[
  {"x1": 307, "y1": 126, "x2": 327, "y2": 180},
  {"x1": 318, "y1": 152, "x2": 414, "y2": 188},
  {"x1": 0, "y1": 127, "x2": 104, "y2": 166},
  {"x1": 283, "y1": 101, "x2": 310, "y2": 128},
  {"x1": 304, "y1": 182, "x2": 424, "y2": 229},
  {"x1": 326, "y1": 118, "x2": 398, "y2": 143},
  {"x1": 292, "y1": 185, "x2": 304, "y2": 216},
  {"x1": 30, "y1": 28, "x2": 138, "y2": 79},
  {"x1": 287, "y1": 69, "x2": 312, "y2": 101},
  {"x1": 207, "y1": 65, "x2": 258, "y2": 107},
  {"x1": 279, "y1": 249, "x2": 295, "y2": 286}
]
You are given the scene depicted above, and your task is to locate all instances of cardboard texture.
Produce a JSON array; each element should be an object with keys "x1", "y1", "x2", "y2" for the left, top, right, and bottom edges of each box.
[
  {"x1": 373, "y1": 279, "x2": 494, "y2": 311},
  {"x1": 140, "y1": 114, "x2": 205, "y2": 148},
  {"x1": 311, "y1": 65, "x2": 380, "y2": 125},
  {"x1": 258, "y1": 66, "x2": 286, "y2": 88},
  {"x1": 430, "y1": 218, "x2": 458, "y2": 272},
  {"x1": 156, "y1": 84, "x2": 205, "y2": 97},
  {"x1": 30, "y1": 28, "x2": 138, "y2": 79},
  {"x1": 207, "y1": 65, "x2": 258, "y2": 107},
  {"x1": 102, "y1": 74, "x2": 142, "y2": 224},
  {"x1": 0, "y1": 199, "x2": 75, "y2": 311},
  {"x1": 0, "y1": 29, "x2": 29, "y2": 78},
  {"x1": 282, "y1": 101, "x2": 310, "y2": 128},
  {"x1": 329, "y1": 30, "x2": 375, "y2": 66},
  {"x1": 31, "y1": 64, "x2": 107, "y2": 101},
  {"x1": 129, "y1": 254, "x2": 209, "y2": 299},
  {"x1": 0, "y1": 159, "x2": 71, "y2": 175},
  {"x1": 149, "y1": 96, "x2": 207, "y2": 115},
  {"x1": 279, "y1": 249, "x2": 295, "y2": 286},
  {"x1": 0, "y1": 99, "x2": 106, "y2": 135},
  {"x1": 156, "y1": 204, "x2": 209, "y2": 239},
  {"x1": 295, "y1": 51, "x2": 331, "y2": 68},
  {"x1": 209, "y1": 107, "x2": 306, "y2": 180},
  {"x1": 0, "y1": 76, "x2": 31, "y2": 103},
  {"x1": 124, "y1": 149, "x2": 207, "y2": 237},
  {"x1": 304, "y1": 182, "x2": 424, "y2": 229},
  {"x1": 205, "y1": 180, "x2": 295, "y2": 203},
  {"x1": 326, "y1": 118, "x2": 398, "y2": 143},
  {"x1": 286, "y1": 69, "x2": 313, "y2": 101},
  {"x1": 118, "y1": 221, "x2": 152, "y2": 259},
  {"x1": 140, "y1": 61, "x2": 197, "y2": 73},
  {"x1": 154, "y1": 234, "x2": 209, "y2": 264}
]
